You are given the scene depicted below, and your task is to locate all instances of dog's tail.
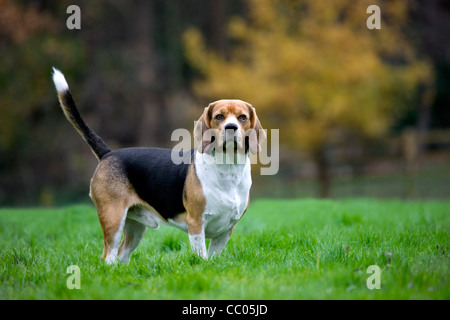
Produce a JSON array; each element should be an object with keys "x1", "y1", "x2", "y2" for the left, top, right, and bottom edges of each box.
[{"x1": 52, "y1": 67, "x2": 111, "y2": 161}]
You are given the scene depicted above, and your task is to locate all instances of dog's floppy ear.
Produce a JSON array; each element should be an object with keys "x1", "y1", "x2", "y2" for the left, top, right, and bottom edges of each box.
[
  {"x1": 246, "y1": 103, "x2": 266, "y2": 154},
  {"x1": 194, "y1": 103, "x2": 215, "y2": 153}
]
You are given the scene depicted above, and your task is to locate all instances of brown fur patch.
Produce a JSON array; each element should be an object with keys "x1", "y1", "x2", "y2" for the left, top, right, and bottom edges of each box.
[{"x1": 183, "y1": 163, "x2": 206, "y2": 235}]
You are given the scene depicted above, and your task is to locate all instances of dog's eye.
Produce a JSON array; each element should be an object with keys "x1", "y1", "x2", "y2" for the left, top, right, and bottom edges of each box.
[
  {"x1": 215, "y1": 114, "x2": 224, "y2": 121},
  {"x1": 238, "y1": 115, "x2": 247, "y2": 122}
]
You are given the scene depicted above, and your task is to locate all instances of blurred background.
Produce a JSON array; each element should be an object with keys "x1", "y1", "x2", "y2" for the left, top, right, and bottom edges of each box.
[{"x1": 0, "y1": 0, "x2": 449, "y2": 206}]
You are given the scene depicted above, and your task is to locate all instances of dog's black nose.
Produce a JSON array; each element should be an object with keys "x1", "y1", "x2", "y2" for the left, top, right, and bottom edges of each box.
[{"x1": 225, "y1": 123, "x2": 238, "y2": 131}]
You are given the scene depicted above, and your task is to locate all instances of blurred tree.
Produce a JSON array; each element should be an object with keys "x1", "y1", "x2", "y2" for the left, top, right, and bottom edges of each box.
[
  {"x1": 183, "y1": 0, "x2": 433, "y2": 197},
  {"x1": 0, "y1": 0, "x2": 88, "y2": 204},
  {"x1": 408, "y1": 0, "x2": 450, "y2": 143},
  {"x1": 0, "y1": 0, "x2": 245, "y2": 205}
]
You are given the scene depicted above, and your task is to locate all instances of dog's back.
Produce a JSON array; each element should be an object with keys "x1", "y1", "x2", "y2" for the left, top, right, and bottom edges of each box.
[{"x1": 101, "y1": 147, "x2": 195, "y2": 220}]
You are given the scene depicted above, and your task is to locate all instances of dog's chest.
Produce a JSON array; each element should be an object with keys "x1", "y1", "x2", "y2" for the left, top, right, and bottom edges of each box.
[{"x1": 195, "y1": 154, "x2": 252, "y2": 238}]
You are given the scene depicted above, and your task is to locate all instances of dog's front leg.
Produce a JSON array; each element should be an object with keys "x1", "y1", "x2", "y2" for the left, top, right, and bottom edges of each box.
[
  {"x1": 208, "y1": 230, "x2": 232, "y2": 258},
  {"x1": 188, "y1": 228, "x2": 207, "y2": 259},
  {"x1": 187, "y1": 213, "x2": 207, "y2": 259}
]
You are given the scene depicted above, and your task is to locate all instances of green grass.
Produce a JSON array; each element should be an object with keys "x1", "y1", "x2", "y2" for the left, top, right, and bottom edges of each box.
[{"x1": 0, "y1": 199, "x2": 449, "y2": 299}]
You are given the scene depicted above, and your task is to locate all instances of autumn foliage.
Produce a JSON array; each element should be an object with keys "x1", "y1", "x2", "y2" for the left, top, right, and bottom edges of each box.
[
  {"x1": 0, "y1": 0, "x2": 446, "y2": 204},
  {"x1": 183, "y1": 0, "x2": 433, "y2": 196}
]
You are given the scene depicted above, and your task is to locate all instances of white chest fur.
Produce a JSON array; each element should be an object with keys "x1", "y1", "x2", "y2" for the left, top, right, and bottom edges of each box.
[{"x1": 195, "y1": 151, "x2": 252, "y2": 238}]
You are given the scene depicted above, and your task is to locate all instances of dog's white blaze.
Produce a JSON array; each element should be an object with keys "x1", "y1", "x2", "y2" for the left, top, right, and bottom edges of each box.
[
  {"x1": 52, "y1": 67, "x2": 69, "y2": 92},
  {"x1": 223, "y1": 116, "x2": 242, "y2": 143},
  {"x1": 224, "y1": 116, "x2": 239, "y2": 127}
]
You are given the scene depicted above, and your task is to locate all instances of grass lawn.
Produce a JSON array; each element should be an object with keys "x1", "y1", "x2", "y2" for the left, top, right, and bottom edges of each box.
[{"x1": 0, "y1": 198, "x2": 448, "y2": 299}]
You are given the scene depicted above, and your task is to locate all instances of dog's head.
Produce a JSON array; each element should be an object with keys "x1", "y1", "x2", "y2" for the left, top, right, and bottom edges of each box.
[{"x1": 194, "y1": 99, "x2": 266, "y2": 154}]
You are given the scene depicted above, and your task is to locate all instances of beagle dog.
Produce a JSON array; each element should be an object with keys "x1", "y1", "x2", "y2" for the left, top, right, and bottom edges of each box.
[{"x1": 52, "y1": 68, "x2": 265, "y2": 263}]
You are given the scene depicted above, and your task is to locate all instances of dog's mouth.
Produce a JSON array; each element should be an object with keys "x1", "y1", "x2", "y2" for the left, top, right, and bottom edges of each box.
[
  {"x1": 224, "y1": 128, "x2": 241, "y2": 142},
  {"x1": 223, "y1": 128, "x2": 237, "y2": 143},
  {"x1": 222, "y1": 139, "x2": 238, "y2": 151},
  {"x1": 204, "y1": 131, "x2": 245, "y2": 154},
  {"x1": 222, "y1": 131, "x2": 245, "y2": 153}
]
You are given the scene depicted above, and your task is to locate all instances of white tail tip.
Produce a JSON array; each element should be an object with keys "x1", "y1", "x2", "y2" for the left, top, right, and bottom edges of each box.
[{"x1": 52, "y1": 67, "x2": 69, "y2": 92}]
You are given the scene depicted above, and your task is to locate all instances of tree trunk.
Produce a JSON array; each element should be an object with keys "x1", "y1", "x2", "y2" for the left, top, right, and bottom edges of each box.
[
  {"x1": 315, "y1": 148, "x2": 331, "y2": 198},
  {"x1": 131, "y1": 1, "x2": 170, "y2": 147},
  {"x1": 208, "y1": 0, "x2": 228, "y2": 59}
]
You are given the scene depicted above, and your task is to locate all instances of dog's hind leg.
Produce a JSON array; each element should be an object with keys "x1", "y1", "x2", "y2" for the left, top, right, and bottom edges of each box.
[
  {"x1": 118, "y1": 218, "x2": 147, "y2": 264},
  {"x1": 97, "y1": 204, "x2": 128, "y2": 264},
  {"x1": 90, "y1": 156, "x2": 139, "y2": 264}
]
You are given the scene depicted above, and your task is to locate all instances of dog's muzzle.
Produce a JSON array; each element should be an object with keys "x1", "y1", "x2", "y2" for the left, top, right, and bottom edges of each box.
[{"x1": 224, "y1": 123, "x2": 239, "y2": 142}]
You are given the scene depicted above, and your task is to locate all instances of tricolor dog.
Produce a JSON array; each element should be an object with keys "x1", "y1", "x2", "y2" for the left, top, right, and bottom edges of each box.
[{"x1": 52, "y1": 68, "x2": 265, "y2": 263}]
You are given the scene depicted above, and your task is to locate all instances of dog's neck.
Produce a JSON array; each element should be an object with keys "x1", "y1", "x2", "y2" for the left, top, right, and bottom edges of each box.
[
  {"x1": 195, "y1": 148, "x2": 249, "y2": 169},
  {"x1": 194, "y1": 150, "x2": 252, "y2": 209},
  {"x1": 195, "y1": 149, "x2": 250, "y2": 188}
]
